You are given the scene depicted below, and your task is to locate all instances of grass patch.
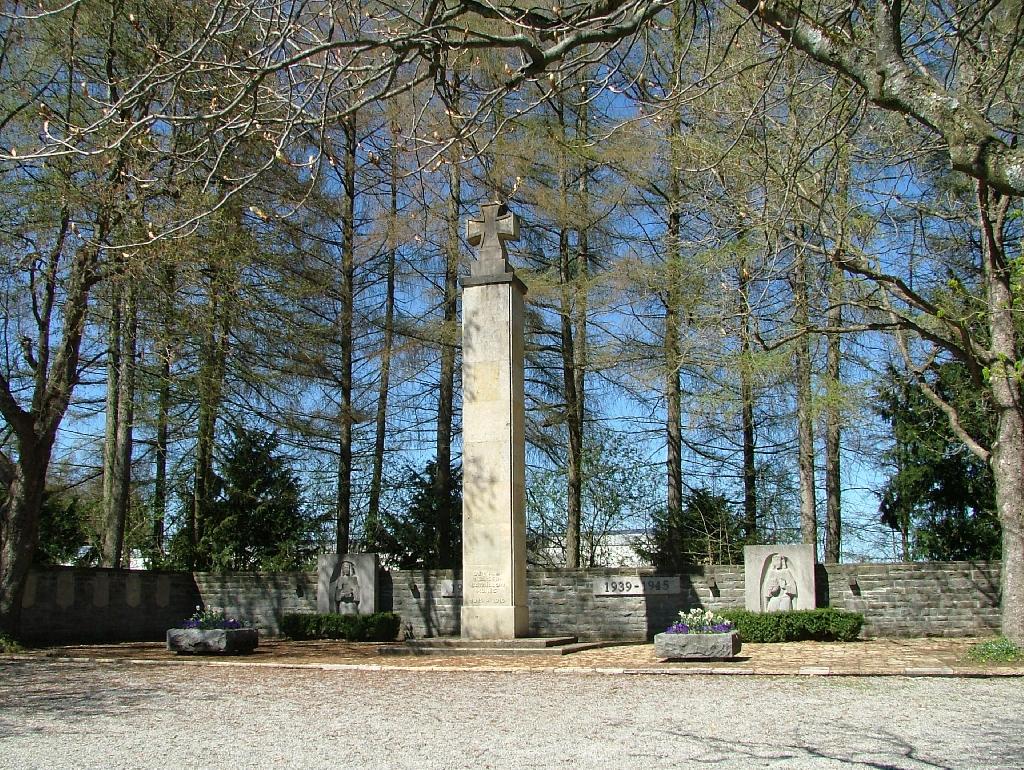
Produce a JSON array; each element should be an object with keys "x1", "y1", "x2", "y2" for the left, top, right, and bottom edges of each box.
[
  {"x1": 0, "y1": 633, "x2": 23, "y2": 653},
  {"x1": 965, "y1": 637, "x2": 1024, "y2": 664}
]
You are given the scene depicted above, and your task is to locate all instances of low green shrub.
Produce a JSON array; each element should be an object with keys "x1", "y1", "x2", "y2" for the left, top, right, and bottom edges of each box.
[
  {"x1": 280, "y1": 611, "x2": 401, "y2": 642},
  {"x1": 718, "y1": 608, "x2": 864, "y2": 643},
  {"x1": 0, "y1": 633, "x2": 23, "y2": 653},
  {"x1": 965, "y1": 637, "x2": 1024, "y2": 664}
]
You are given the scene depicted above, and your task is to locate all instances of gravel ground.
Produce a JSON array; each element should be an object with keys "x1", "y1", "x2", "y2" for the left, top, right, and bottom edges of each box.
[{"x1": 0, "y1": 660, "x2": 1021, "y2": 770}]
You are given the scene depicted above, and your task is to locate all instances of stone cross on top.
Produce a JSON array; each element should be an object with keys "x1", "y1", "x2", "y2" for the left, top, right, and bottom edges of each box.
[{"x1": 467, "y1": 201, "x2": 519, "y2": 278}]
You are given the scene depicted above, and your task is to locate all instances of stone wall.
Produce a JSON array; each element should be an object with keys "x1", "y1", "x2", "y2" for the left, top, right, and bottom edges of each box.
[
  {"x1": 389, "y1": 562, "x2": 1001, "y2": 640},
  {"x1": 19, "y1": 560, "x2": 1001, "y2": 643},
  {"x1": 822, "y1": 562, "x2": 1001, "y2": 638},
  {"x1": 192, "y1": 572, "x2": 318, "y2": 635},
  {"x1": 17, "y1": 567, "x2": 201, "y2": 644},
  {"x1": 391, "y1": 566, "x2": 745, "y2": 641}
]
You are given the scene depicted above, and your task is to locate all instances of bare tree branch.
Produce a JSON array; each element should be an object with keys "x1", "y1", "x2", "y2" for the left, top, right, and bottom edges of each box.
[{"x1": 734, "y1": 0, "x2": 1024, "y2": 196}]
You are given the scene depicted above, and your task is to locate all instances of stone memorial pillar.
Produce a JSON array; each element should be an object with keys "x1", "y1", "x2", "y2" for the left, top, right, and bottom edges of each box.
[{"x1": 460, "y1": 201, "x2": 529, "y2": 639}]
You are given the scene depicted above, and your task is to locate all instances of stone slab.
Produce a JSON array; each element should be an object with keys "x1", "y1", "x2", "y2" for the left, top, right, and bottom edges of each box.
[
  {"x1": 744, "y1": 545, "x2": 816, "y2": 612},
  {"x1": 166, "y1": 628, "x2": 259, "y2": 655},
  {"x1": 317, "y1": 553, "x2": 379, "y2": 615},
  {"x1": 654, "y1": 631, "x2": 742, "y2": 660},
  {"x1": 461, "y1": 604, "x2": 529, "y2": 640}
]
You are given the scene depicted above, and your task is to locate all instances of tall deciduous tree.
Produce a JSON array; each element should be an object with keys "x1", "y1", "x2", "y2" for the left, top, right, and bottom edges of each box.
[
  {"x1": 434, "y1": 66, "x2": 463, "y2": 570},
  {"x1": 366, "y1": 118, "x2": 402, "y2": 548},
  {"x1": 736, "y1": 0, "x2": 1024, "y2": 642},
  {"x1": 0, "y1": 4, "x2": 143, "y2": 633},
  {"x1": 335, "y1": 113, "x2": 358, "y2": 557},
  {"x1": 101, "y1": 280, "x2": 138, "y2": 568}
]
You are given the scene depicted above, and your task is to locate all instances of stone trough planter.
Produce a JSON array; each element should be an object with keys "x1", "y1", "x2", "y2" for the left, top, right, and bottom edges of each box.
[
  {"x1": 167, "y1": 628, "x2": 259, "y2": 655},
  {"x1": 654, "y1": 631, "x2": 741, "y2": 661}
]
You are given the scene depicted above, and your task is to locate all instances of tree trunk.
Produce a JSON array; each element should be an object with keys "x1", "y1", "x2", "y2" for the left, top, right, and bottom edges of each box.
[
  {"x1": 991, "y1": 407, "x2": 1024, "y2": 644},
  {"x1": 152, "y1": 265, "x2": 175, "y2": 559},
  {"x1": 663, "y1": 2, "x2": 685, "y2": 529},
  {"x1": 557, "y1": 84, "x2": 583, "y2": 569},
  {"x1": 101, "y1": 283, "x2": 123, "y2": 566},
  {"x1": 823, "y1": 259, "x2": 843, "y2": 563},
  {"x1": 978, "y1": 182, "x2": 1024, "y2": 644},
  {"x1": 435, "y1": 84, "x2": 460, "y2": 569},
  {"x1": 559, "y1": 230, "x2": 583, "y2": 569},
  {"x1": 336, "y1": 113, "x2": 357, "y2": 556},
  {"x1": 0, "y1": 439, "x2": 50, "y2": 635},
  {"x1": 794, "y1": 240, "x2": 817, "y2": 556},
  {"x1": 102, "y1": 283, "x2": 137, "y2": 568},
  {"x1": 192, "y1": 286, "x2": 229, "y2": 569},
  {"x1": 738, "y1": 249, "x2": 757, "y2": 542},
  {"x1": 367, "y1": 121, "x2": 399, "y2": 548},
  {"x1": 572, "y1": 95, "x2": 590, "y2": 566},
  {"x1": 824, "y1": 128, "x2": 851, "y2": 565}
]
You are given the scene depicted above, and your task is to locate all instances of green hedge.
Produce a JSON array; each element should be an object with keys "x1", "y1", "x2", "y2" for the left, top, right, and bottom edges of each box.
[
  {"x1": 718, "y1": 608, "x2": 864, "y2": 643},
  {"x1": 279, "y1": 612, "x2": 402, "y2": 642}
]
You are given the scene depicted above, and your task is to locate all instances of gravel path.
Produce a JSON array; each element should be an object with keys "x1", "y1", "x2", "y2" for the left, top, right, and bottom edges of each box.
[{"x1": 0, "y1": 660, "x2": 1021, "y2": 770}]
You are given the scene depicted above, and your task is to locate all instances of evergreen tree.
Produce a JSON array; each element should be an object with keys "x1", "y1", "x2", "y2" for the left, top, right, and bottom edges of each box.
[
  {"x1": 878, "y1": 365, "x2": 999, "y2": 561},
  {"x1": 185, "y1": 425, "x2": 314, "y2": 572},
  {"x1": 364, "y1": 461, "x2": 462, "y2": 570},
  {"x1": 31, "y1": 491, "x2": 90, "y2": 567},
  {"x1": 636, "y1": 488, "x2": 744, "y2": 570}
]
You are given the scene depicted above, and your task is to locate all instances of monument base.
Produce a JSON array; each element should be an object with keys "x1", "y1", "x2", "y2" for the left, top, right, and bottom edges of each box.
[
  {"x1": 461, "y1": 604, "x2": 529, "y2": 640},
  {"x1": 379, "y1": 636, "x2": 596, "y2": 657}
]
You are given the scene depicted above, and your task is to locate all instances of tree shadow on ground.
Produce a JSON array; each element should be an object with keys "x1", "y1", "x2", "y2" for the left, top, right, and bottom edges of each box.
[
  {"x1": 0, "y1": 662, "x2": 168, "y2": 738},
  {"x1": 646, "y1": 722, "x2": 1022, "y2": 769}
]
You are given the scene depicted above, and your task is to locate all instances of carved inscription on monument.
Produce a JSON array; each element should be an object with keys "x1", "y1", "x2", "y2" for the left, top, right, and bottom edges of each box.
[
  {"x1": 593, "y1": 576, "x2": 681, "y2": 597},
  {"x1": 465, "y1": 569, "x2": 508, "y2": 606}
]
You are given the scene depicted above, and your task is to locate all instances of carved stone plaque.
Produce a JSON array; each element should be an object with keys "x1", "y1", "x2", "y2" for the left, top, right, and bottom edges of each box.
[
  {"x1": 592, "y1": 576, "x2": 681, "y2": 597},
  {"x1": 317, "y1": 553, "x2": 379, "y2": 615},
  {"x1": 743, "y1": 544, "x2": 816, "y2": 612}
]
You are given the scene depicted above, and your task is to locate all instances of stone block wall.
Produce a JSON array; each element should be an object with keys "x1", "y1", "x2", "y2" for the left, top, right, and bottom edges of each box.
[
  {"x1": 822, "y1": 562, "x2": 1001, "y2": 637},
  {"x1": 388, "y1": 562, "x2": 1000, "y2": 641},
  {"x1": 18, "y1": 567, "x2": 201, "y2": 644},
  {"x1": 192, "y1": 572, "x2": 318, "y2": 635},
  {"x1": 18, "y1": 560, "x2": 1002, "y2": 643},
  {"x1": 387, "y1": 570, "x2": 461, "y2": 638},
  {"x1": 390, "y1": 566, "x2": 746, "y2": 641},
  {"x1": 525, "y1": 567, "x2": 744, "y2": 641}
]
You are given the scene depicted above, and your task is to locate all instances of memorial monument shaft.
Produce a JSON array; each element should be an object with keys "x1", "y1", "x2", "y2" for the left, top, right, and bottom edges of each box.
[{"x1": 460, "y1": 202, "x2": 529, "y2": 639}]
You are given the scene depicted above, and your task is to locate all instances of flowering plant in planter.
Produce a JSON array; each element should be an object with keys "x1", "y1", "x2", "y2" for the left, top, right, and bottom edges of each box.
[
  {"x1": 181, "y1": 606, "x2": 244, "y2": 630},
  {"x1": 168, "y1": 606, "x2": 257, "y2": 655},
  {"x1": 666, "y1": 608, "x2": 733, "y2": 635}
]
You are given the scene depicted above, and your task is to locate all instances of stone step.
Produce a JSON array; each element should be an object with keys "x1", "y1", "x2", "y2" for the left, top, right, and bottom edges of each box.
[
  {"x1": 378, "y1": 636, "x2": 607, "y2": 657},
  {"x1": 402, "y1": 635, "x2": 577, "y2": 649}
]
